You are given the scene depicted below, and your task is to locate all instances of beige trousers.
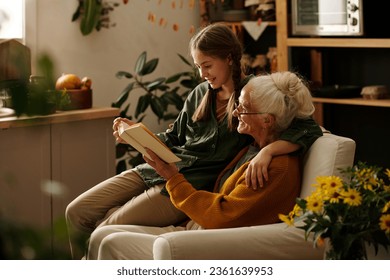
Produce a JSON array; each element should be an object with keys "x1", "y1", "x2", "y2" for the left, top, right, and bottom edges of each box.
[
  {"x1": 87, "y1": 221, "x2": 202, "y2": 259},
  {"x1": 65, "y1": 168, "x2": 187, "y2": 259}
]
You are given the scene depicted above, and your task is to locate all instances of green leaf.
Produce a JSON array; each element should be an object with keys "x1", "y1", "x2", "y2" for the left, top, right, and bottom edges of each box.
[
  {"x1": 296, "y1": 198, "x2": 307, "y2": 209},
  {"x1": 145, "y1": 78, "x2": 166, "y2": 90},
  {"x1": 135, "y1": 94, "x2": 151, "y2": 118},
  {"x1": 116, "y1": 71, "x2": 133, "y2": 79},
  {"x1": 128, "y1": 153, "x2": 145, "y2": 167},
  {"x1": 139, "y1": 58, "x2": 159, "y2": 76},
  {"x1": 71, "y1": 1, "x2": 83, "y2": 22},
  {"x1": 180, "y1": 78, "x2": 198, "y2": 89},
  {"x1": 161, "y1": 91, "x2": 184, "y2": 109},
  {"x1": 150, "y1": 96, "x2": 165, "y2": 119},
  {"x1": 119, "y1": 104, "x2": 131, "y2": 118},
  {"x1": 112, "y1": 82, "x2": 134, "y2": 107},
  {"x1": 166, "y1": 72, "x2": 185, "y2": 83},
  {"x1": 177, "y1": 53, "x2": 192, "y2": 66},
  {"x1": 116, "y1": 159, "x2": 127, "y2": 174},
  {"x1": 156, "y1": 84, "x2": 170, "y2": 91},
  {"x1": 136, "y1": 115, "x2": 146, "y2": 123},
  {"x1": 135, "y1": 51, "x2": 147, "y2": 74},
  {"x1": 116, "y1": 143, "x2": 128, "y2": 158},
  {"x1": 37, "y1": 53, "x2": 55, "y2": 89},
  {"x1": 80, "y1": 0, "x2": 102, "y2": 36}
]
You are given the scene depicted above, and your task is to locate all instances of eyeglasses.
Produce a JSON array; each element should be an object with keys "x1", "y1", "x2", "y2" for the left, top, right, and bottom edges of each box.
[{"x1": 234, "y1": 102, "x2": 266, "y2": 116}]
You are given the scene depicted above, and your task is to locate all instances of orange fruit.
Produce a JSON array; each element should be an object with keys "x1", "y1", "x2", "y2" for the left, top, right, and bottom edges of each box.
[
  {"x1": 55, "y1": 74, "x2": 82, "y2": 90},
  {"x1": 81, "y1": 77, "x2": 92, "y2": 89}
]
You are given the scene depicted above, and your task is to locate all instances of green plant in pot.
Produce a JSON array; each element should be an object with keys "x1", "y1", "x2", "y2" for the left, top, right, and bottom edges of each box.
[
  {"x1": 4, "y1": 53, "x2": 70, "y2": 116},
  {"x1": 111, "y1": 51, "x2": 201, "y2": 173},
  {"x1": 72, "y1": 0, "x2": 129, "y2": 36}
]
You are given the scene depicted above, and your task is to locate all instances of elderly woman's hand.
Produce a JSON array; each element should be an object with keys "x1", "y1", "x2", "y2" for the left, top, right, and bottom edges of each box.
[
  {"x1": 245, "y1": 146, "x2": 272, "y2": 190},
  {"x1": 143, "y1": 148, "x2": 179, "y2": 181},
  {"x1": 112, "y1": 117, "x2": 135, "y2": 143}
]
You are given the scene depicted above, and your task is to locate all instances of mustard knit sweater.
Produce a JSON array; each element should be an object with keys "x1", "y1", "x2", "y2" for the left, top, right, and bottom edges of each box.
[{"x1": 165, "y1": 155, "x2": 301, "y2": 229}]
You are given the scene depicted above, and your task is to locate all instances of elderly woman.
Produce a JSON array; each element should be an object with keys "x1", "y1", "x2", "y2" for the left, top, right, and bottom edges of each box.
[{"x1": 87, "y1": 71, "x2": 316, "y2": 260}]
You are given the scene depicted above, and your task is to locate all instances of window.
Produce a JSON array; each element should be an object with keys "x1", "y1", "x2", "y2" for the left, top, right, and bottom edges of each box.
[{"x1": 0, "y1": 0, "x2": 24, "y2": 40}]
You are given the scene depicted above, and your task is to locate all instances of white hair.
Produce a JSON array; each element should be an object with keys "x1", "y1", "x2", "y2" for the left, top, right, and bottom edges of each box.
[{"x1": 246, "y1": 72, "x2": 315, "y2": 133}]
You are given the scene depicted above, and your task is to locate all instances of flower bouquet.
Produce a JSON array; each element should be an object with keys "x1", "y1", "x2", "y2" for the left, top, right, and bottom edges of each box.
[{"x1": 279, "y1": 162, "x2": 390, "y2": 259}]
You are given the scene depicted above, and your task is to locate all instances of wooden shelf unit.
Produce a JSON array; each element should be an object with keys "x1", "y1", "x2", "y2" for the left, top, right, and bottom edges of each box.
[
  {"x1": 275, "y1": 0, "x2": 390, "y2": 70},
  {"x1": 286, "y1": 38, "x2": 390, "y2": 48},
  {"x1": 275, "y1": 0, "x2": 390, "y2": 126},
  {"x1": 312, "y1": 97, "x2": 390, "y2": 108}
]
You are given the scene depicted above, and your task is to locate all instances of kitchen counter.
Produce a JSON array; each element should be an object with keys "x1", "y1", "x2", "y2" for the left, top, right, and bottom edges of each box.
[{"x1": 0, "y1": 107, "x2": 119, "y2": 129}]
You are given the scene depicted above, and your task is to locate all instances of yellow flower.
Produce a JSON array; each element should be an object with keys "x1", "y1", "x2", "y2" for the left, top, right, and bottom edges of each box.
[
  {"x1": 291, "y1": 204, "x2": 302, "y2": 217},
  {"x1": 356, "y1": 168, "x2": 375, "y2": 184},
  {"x1": 379, "y1": 214, "x2": 390, "y2": 234},
  {"x1": 313, "y1": 176, "x2": 329, "y2": 189},
  {"x1": 385, "y1": 169, "x2": 390, "y2": 179},
  {"x1": 364, "y1": 184, "x2": 373, "y2": 191},
  {"x1": 341, "y1": 188, "x2": 362, "y2": 206},
  {"x1": 322, "y1": 176, "x2": 343, "y2": 197},
  {"x1": 383, "y1": 201, "x2": 390, "y2": 213},
  {"x1": 369, "y1": 176, "x2": 379, "y2": 186},
  {"x1": 278, "y1": 214, "x2": 294, "y2": 226},
  {"x1": 329, "y1": 191, "x2": 342, "y2": 203},
  {"x1": 326, "y1": 175, "x2": 343, "y2": 189},
  {"x1": 306, "y1": 196, "x2": 323, "y2": 213}
]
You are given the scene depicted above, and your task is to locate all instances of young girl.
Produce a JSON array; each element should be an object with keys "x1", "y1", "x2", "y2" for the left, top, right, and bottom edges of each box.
[{"x1": 66, "y1": 23, "x2": 322, "y2": 259}]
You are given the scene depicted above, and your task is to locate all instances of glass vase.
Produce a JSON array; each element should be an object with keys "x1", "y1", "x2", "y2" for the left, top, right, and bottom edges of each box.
[{"x1": 324, "y1": 238, "x2": 367, "y2": 260}]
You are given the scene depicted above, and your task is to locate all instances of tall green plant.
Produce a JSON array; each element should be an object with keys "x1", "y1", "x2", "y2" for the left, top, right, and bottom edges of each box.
[{"x1": 111, "y1": 51, "x2": 201, "y2": 173}]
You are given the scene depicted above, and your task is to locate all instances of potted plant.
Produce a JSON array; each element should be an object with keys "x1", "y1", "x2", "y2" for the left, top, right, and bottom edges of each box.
[
  {"x1": 111, "y1": 51, "x2": 201, "y2": 173},
  {"x1": 279, "y1": 162, "x2": 390, "y2": 259}
]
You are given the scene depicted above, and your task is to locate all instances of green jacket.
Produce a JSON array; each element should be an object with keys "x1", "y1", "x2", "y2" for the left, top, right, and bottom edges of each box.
[{"x1": 136, "y1": 77, "x2": 323, "y2": 194}]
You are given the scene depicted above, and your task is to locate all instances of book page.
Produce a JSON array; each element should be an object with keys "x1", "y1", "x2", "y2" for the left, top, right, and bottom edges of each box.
[{"x1": 118, "y1": 122, "x2": 181, "y2": 163}]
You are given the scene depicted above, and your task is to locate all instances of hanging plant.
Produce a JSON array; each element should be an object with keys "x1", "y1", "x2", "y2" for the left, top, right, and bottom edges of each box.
[{"x1": 72, "y1": 0, "x2": 128, "y2": 36}]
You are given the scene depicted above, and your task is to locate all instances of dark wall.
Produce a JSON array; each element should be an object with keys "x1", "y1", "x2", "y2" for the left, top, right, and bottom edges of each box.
[{"x1": 323, "y1": 104, "x2": 390, "y2": 169}]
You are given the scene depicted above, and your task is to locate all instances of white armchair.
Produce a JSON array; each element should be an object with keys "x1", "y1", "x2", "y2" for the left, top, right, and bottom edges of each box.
[{"x1": 153, "y1": 131, "x2": 356, "y2": 259}]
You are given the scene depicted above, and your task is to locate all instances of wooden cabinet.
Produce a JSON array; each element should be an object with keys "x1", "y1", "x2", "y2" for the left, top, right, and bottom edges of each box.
[
  {"x1": 0, "y1": 124, "x2": 52, "y2": 228},
  {"x1": 0, "y1": 107, "x2": 119, "y2": 254}
]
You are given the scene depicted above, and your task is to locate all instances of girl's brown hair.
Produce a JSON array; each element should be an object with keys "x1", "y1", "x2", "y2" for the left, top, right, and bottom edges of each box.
[{"x1": 190, "y1": 23, "x2": 243, "y2": 130}]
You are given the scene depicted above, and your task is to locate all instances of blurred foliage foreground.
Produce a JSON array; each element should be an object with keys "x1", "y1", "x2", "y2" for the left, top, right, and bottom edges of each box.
[{"x1": 0, "y1": 217, "x2": 73, "y2": 260}]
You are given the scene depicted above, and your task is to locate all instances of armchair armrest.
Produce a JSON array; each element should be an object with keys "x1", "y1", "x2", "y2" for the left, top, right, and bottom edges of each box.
[{"x1": 153, "y1": 223, "x2": 324, "y2": 260}]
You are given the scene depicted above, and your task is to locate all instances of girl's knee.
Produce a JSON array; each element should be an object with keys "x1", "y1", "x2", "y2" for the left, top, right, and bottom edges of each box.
[{"x1": 65, "y1": 200, "x2": 78, "y2": 223}]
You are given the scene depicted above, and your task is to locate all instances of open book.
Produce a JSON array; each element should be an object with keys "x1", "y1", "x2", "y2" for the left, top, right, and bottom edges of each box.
[{"x1": 118, "y1": 122, "x2": 181, "y2": 163}]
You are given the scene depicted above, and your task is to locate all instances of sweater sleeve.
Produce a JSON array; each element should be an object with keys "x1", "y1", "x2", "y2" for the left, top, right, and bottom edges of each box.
[
  {"x1": 279, "y1": 117, "x2": 323, "y2": 155},
  {"x1": 166, "y1": 156, "x2": 301, "y2": 229}
]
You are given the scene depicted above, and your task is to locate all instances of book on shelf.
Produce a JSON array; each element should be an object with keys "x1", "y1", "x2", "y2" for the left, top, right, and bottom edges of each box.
[{"x1": 118, "y1": 122, "x2": 181, "y2": 163}]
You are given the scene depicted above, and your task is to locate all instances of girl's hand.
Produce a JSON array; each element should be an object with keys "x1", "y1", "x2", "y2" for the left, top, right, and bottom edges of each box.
[
  {"x1": 112, "y1": 117, "x2": 135, "y2": 143},
  {"x1": 143, "y1": 148, "x2": 179, "y2": 180},
  {"x1": 245, "y1": 147, "x2": 272, "y2": 190}
]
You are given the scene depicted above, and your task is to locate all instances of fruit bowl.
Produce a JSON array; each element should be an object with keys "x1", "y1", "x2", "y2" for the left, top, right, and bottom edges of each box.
[{"x1": 66, "y1": 89, "x2": 92, "y2": 110}]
